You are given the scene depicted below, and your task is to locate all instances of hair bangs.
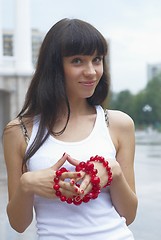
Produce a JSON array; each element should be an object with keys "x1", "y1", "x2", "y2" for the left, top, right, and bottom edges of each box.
[{"x1": 61, "y1": 19, "x2": 107, "y2": 57}]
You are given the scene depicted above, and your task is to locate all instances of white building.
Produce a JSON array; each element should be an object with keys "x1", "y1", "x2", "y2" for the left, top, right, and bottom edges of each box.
[
  {"x1": 0, "y1": 0, "x2": 34, "y2": 137},
  {"x1": 2, "y1": 28, "x2": 44, "y2": 66}
]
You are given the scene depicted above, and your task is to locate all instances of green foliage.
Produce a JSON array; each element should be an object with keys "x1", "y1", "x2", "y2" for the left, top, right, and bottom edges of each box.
[
  {"x1": 108, "y1": 74, "x2": 161, "y2": 129},
  {"x1": 109, "y1": 90, "x2": 135, "y2": 119}
]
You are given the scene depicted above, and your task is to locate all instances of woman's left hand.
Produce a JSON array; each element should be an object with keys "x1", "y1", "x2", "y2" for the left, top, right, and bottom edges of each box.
[{"x1": 67, "y1": 155, "x2": 111, "y2": 197}]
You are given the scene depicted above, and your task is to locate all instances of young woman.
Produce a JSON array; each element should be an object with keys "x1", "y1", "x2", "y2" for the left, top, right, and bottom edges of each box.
[{"x1": 3, "y1": 18, "x2": 138, "y2": 239}]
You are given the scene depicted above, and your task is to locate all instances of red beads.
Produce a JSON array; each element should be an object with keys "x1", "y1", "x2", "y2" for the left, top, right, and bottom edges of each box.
[
  {"x1": 75, "y1": 160, "x2": 101, "y2": 204},
  {"x1": 53, "y1": 155, "x2": 113, "y2": 206},
  {"x1": 88, "y1": 155, "x2": 113, "y2": 187},
  {"x1": 53, "y1": 161, "x2": 100, "y2": 205},
  {"x1": 53, "y1": 184, "x2": 60, "y2": 191}
]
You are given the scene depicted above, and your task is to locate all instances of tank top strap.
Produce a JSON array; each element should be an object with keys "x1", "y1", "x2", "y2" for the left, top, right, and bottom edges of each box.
[
  {"x1": 19, "y1": 115, "x2": 30, "y2": 145},
  {"x1": 96, "y1": 105, "x2": 109, "y2": 127},
  {"x1": 104, "y1": 108, "x2": 109, "y2": 127}
]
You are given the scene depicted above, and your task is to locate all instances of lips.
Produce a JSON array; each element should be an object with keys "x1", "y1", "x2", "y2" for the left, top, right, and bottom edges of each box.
[{"x1": 79, "y1": 81, "x2": 96, "y2": 86}]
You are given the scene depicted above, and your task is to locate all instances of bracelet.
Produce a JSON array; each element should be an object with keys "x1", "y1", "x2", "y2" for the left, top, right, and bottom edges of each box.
[
  {"x1": 53, "y1": 155, "x2": 112, "y2": 205},
  {"x1": 88, "y1": 155, "x2": 113, "y2": 187},
  {"x1": 53, "y1": 161, "x2": 101, "y2": 205}
]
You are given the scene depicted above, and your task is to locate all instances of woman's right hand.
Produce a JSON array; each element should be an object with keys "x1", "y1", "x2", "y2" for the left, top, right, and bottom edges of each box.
[{"x1": 20, "y1": 153, "x2": 82, "y2": 199}]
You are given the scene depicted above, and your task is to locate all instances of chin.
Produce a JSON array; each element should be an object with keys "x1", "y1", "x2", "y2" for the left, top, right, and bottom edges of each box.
[{"x1": 82, "y1": 92, "x2": 93, "y2": 99}]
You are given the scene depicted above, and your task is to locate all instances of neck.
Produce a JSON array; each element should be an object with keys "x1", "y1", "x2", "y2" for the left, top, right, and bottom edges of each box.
[{"x1": 69, "y1": 100, "x2": 94, "y2": 116}]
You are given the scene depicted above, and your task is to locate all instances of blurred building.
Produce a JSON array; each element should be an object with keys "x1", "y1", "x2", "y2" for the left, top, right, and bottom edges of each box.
[
  {"x1": 3, "y1": 29, "x2": 14, "y2": 56},
  {"x1": 0, "y1": 0, "x2": 35, "y2": 137},
  {"x1": 31, "y1": 29, "x2": 44, "y2": 66},
  {"x1": 2, "y1": 28, "x2": 44, "y2": 66},
  {"x1": 147, "y1": 62, "x2": 161, "y2": 82},
  {"x1": 0, "y1": 27, "x2": 44, "y2": 136}
]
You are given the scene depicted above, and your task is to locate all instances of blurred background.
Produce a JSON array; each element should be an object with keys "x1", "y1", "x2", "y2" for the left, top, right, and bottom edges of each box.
[{"x1": 0, "y1": 0, "x2": 161, "y2": 239}]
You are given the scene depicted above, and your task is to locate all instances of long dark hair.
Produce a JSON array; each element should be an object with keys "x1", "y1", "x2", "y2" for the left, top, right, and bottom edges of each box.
[{"x1": 18, "y1": 18, "x2": 110, "y2": 166}]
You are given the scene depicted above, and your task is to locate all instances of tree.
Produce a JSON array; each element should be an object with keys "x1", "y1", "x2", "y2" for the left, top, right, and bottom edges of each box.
[
  {"x1": 108, "y1": 74, "x2": 161, "y2": 129},
  {"x1": 144, "y1": 74, "x2": 161, "y2": 125},
  {"x1": 109, "y1": 90, "x2": 135, "y2": 119}
]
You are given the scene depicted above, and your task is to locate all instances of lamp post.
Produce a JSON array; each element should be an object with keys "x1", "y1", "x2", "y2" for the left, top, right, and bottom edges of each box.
[{"x1": 142, "y1": 104, "x2": 152, "y2": 129}]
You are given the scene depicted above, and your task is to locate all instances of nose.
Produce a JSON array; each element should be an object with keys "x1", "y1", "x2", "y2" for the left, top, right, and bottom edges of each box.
[{"x1": 83, "y1": 62, "x2": 96, "y2": 76}]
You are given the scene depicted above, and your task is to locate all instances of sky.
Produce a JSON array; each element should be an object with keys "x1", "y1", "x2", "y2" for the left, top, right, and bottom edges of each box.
[{"x1": 1, "y1": 0, "x2": 161, "y2": 93}]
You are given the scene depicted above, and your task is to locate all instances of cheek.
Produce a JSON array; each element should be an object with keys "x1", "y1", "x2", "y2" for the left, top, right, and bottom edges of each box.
[
  {"x1": 97, "y1": 64, "x2": 103, "y2": 74},
  {"x1": 98, "y1": 67, "x2": 104, "y2": 79},
  {"x1": 64, "y1": 66, "x2": 78, "y2": 80},
  {"x1": 65, "y1": 70, "x2": 82, "y2": 88}
]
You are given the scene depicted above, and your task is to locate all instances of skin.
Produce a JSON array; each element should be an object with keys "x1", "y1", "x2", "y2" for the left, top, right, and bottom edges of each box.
[{"x1": 3, "y1": 53, "x2": 138, "y2": 233}]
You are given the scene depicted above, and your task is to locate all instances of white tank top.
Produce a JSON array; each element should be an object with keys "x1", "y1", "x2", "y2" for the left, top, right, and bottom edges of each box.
[{"x1": 27, "y1": 105, "x2": 134, "y2": 240}]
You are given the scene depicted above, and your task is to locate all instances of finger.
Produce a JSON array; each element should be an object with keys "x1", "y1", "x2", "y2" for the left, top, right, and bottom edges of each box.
[
  {"x1": 59, "y1": 189, "x2": 79, "y2": 199},
  {"x1": 61, "y1": 171, "x2": 83, "y2": 180},
  {"x1": 67, "y1": 155, "x2": 80, "y2": 166},
  {"x1": 59, "y1": 180, "x2": 81, "y2": 195},
  {"x1": 83, "y1": 183, "x2": 92, "y2": 195},
  {"x1": 70, "y1": 179, "x2": 75, "y2": 186},
  {"x1": 79, "y1": 175, "x2": 91, "y2": 193},
  {"x1": 54, "y1": 187, "x2": 75, "y2": 199},
  {"x1": 52, "y1": 153, "x2": 68, "y2": 170},
  {"x1": 69, "y1": 171, "x2": 85, "y2": 186}
]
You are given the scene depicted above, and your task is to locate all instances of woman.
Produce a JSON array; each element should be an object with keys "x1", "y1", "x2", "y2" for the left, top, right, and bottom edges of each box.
[{"x1": 3, "y1": 18, "x2": 138, "y2": 239}]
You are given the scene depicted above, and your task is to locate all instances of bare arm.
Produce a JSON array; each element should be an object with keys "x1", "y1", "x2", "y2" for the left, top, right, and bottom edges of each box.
[
  {"x1": 3, "y1": 121, "x2": 34, "y2": 232},
  {"x1": 3, "y1": 120, "x2": 82, "y2": 233},
  {"x1": 108, "y1": 110, "x2": 138, "y2": 225}
]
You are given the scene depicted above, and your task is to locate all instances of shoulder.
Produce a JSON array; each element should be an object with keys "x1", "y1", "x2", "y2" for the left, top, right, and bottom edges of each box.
[
  {"x1": 106, "y1": 110, "x2": 135, "y2": 151},
  {"x1": 3, "y1": 117, "x2": 33, "y2": 138},
  {"x1": 3, "y1": 118, "x2": 22, "y2": 139},
  {"x1": 108, "y1": 110, "x2": 135, "y2": 132},
  {"x1": 3, "y1": 117, "x2": 33, "y2": 158}
]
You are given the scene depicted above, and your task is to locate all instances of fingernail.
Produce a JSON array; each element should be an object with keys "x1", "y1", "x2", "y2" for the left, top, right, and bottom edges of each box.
[
  {"x1": 80, "y1": 189, "x2": 84, "y2": 194},
  {"x1": 63, "y1": 152, "x2": 66, "y2": 157},
  {"x1": 77, "y1": 173, "x2": 81, "y2": 177},
  {"x1": 70, "y1": 180, "x2": 75, "y2": 185}
]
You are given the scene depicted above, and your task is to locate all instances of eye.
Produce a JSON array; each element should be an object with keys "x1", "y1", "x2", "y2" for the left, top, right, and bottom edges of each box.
[
  {"x1": 71, "y1": 58, "x2": 82, "y2": 64},
  {"x1": 93, "y1": 56, "x2": 103, "y2": 64}
]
